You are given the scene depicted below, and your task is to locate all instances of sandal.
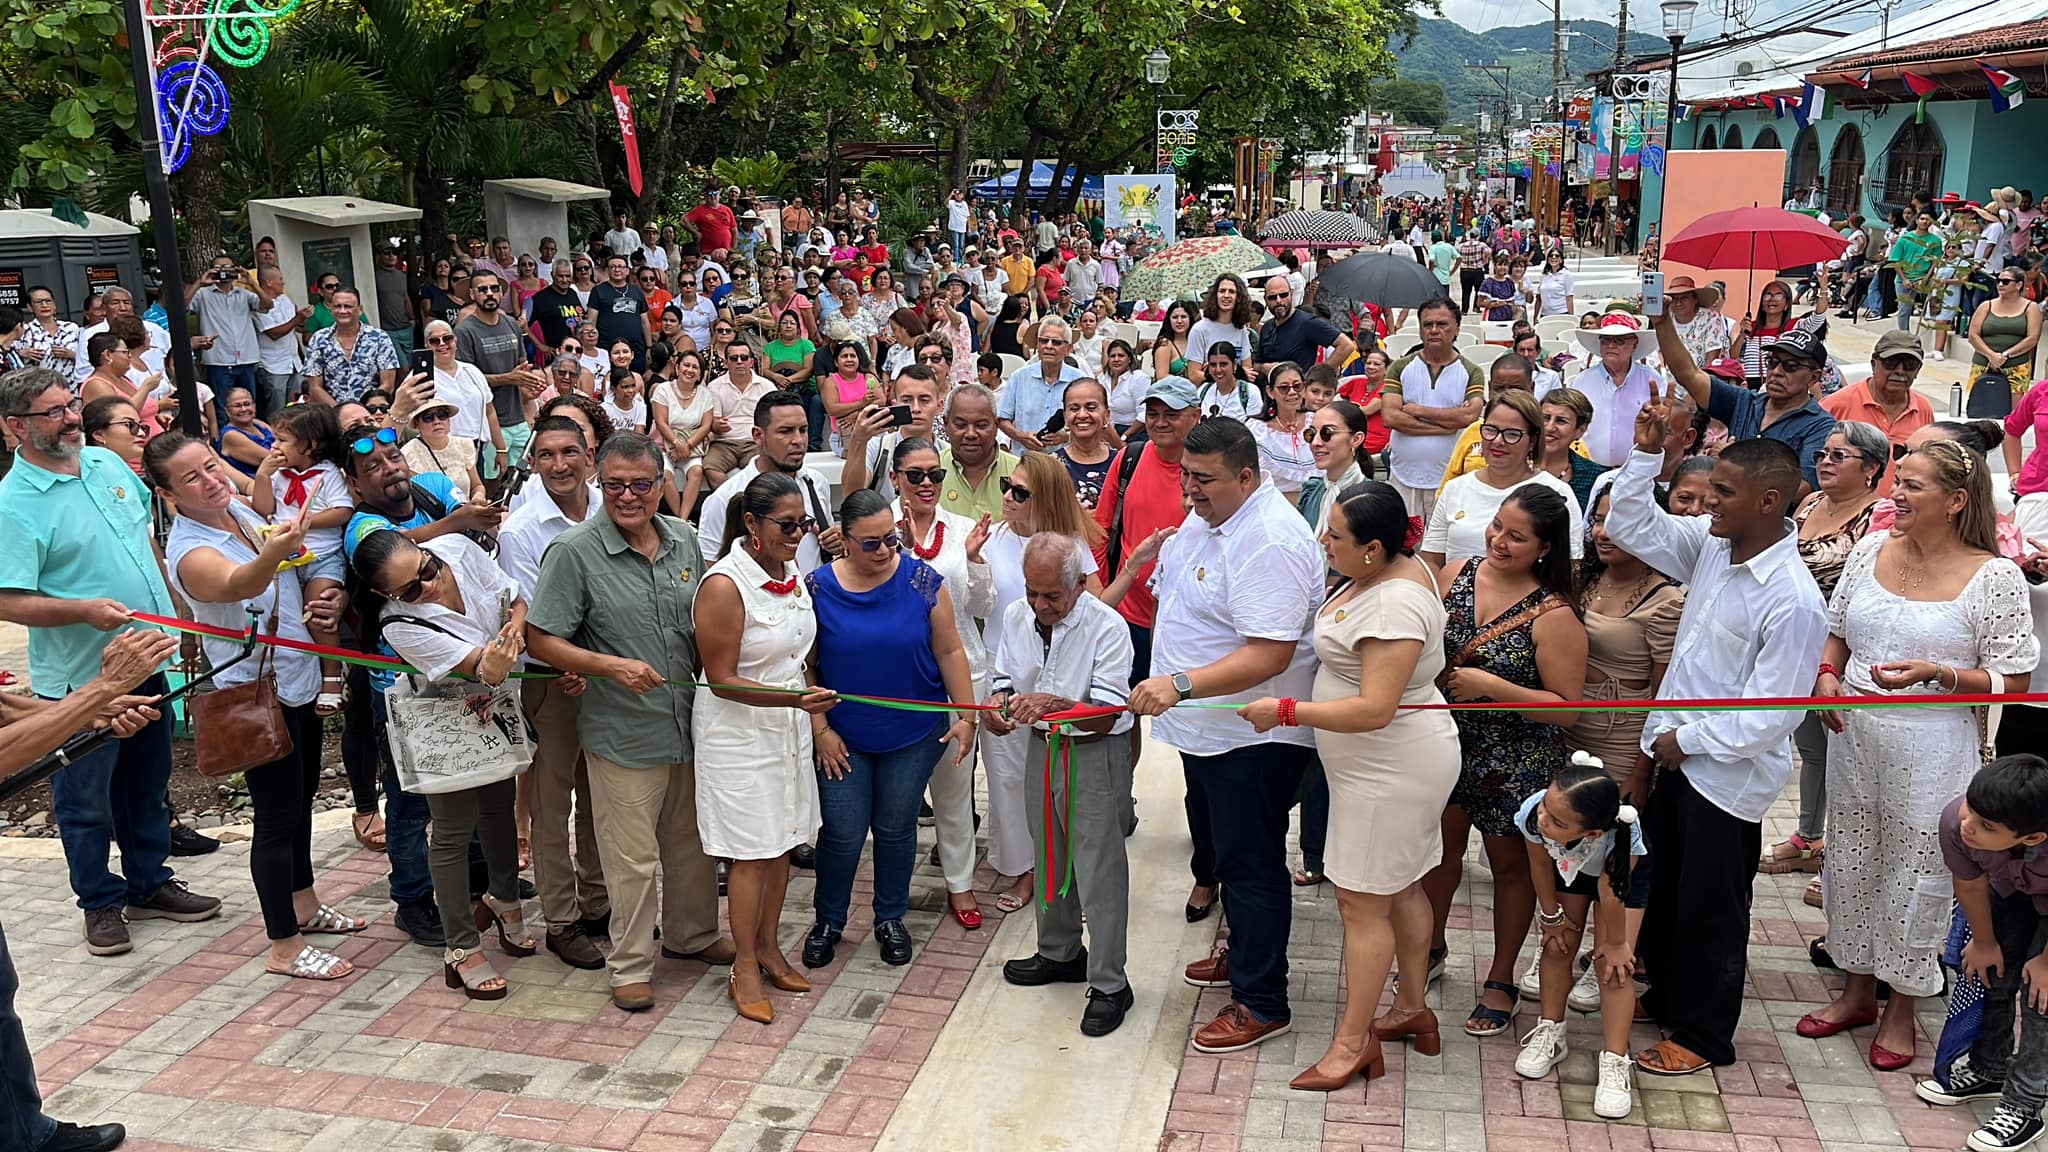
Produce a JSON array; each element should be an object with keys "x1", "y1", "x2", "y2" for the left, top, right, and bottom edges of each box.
[
  {"x1": 1636, "y1": 1039, "x2": 1711, "y2": 1076},
  {"x1": 478, "y1": 895, "x2": 538, "y2": 957},
  {"x1": 1804, "y1": 878, "x2": 1823, "y2": 907},
  {"x1": 298, "y1": 905, "x2": 369, "y2": 934},
  {"x1": 351, "y1": 811, "x2": 385, "y2": 852},
  {"x1": 443, "y1": 947, "x2": 507, "y2": 1000},
  {"x1": 1292, "y1": 869, "x2": 1326, "y2": 887},
  {"x1": 267, "y1": 945, "x2": 354, "y2": 981},
  {"x1": 995, "y1": 890, "x2": 1030, "y2": 914},
  {"x1": 1464, "y1": 979, "x2": 1520, "y2": 1037},
  {"x1": 518, "y1": 835, "x2": 532, "y2": 872},
  {"x1": 1758, "y1": 832, "x2": 1823, "y2": 874},
  {"x1": 315, "y1": 675, "x2": 347, "y2": 717}
]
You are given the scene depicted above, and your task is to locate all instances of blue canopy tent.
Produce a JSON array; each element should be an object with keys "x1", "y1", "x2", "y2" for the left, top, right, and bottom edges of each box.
[{"x1": 973, "y1": 161, "x2": 1105, "y2": 202}]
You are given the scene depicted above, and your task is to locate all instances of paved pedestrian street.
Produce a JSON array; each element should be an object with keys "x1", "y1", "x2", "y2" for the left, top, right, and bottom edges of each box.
[{"x1": 2, "y1": 736, "x2": 1998, "y2": 1152}]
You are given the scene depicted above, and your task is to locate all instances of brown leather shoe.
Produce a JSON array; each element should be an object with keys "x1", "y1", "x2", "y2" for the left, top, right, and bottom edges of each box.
[
  {"x1": 728, "y1": 970, "x2": 773, "y2": 1024},
  {"x1": 662, "y1": 936, "x2": 737, "y2": 965},
  {"x1": 610, "y1": 981, "x2": 655, "y2": 1012},
  {"x1": 546, "y1": 925, "x2": 606, "y2": 971},
  {"x1": 761, "y1": 965, "x2": 811, "y2": 993},
  {"x1": 1184, "y1": 948, "x2": 1230, "y2": 988},
  {"x1": 1192, "y1": 1002, "x2": 1290, "y2": 1054}
]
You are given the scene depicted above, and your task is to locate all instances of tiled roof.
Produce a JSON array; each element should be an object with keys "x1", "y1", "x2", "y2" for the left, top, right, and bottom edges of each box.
[{"x1": 1818, "y1": 16, "x2": 2048, "y2": 71}]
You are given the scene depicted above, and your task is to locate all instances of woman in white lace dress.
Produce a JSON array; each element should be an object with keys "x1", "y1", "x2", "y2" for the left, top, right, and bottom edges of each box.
[{"x1": 1799, "y1": 438, "x2": 2037, "y2": 1069}]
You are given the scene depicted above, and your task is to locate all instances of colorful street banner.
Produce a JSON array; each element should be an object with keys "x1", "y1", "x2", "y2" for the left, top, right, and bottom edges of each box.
[
  {"x1": 1592, "y1": 97, "x2": 1669, "y2": 181},
  {"x1": 1105, "y1": 174, "x2": 1177, "y2": 245},
  {"x1": 609, "y1": 82, "x2": 643, "y2": 197}
]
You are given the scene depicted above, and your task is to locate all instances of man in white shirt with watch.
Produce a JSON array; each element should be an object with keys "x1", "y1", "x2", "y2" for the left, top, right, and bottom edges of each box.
[
  {"x1": 1604, "y1": 383, "x2": 1826, "y2": 1078},
  {"x1": 1128, "y1": 416, "x2": 1323, "y2": 1056}
]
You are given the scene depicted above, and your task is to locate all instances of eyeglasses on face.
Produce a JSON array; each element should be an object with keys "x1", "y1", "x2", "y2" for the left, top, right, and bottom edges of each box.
[
  {"x1": 319, "y1": 281, "x2": 340, "y2": 291},
  {"x1": 600, "y1": 478, "x2": 658, "y2": 496},
  {"x1": 760, "y1": 514, "x2": 817, "y2": 537},
  {"x1": 1764, "y1": 355, "x2": 1813, "y2": 373},
  {"x1": 1307, "y1": 425, "x2": 1350, "y2": 443},
  {"x1": 897, "y1": 466, "x2": 947, "y2": 486},
  {"x1": 1876, "y1": 354, "x2": 1919, "y2": 370},
  {"x1": 560, "y1": 343, "x2": 581, "y2": 355},
  {"x1": 426, "y1": 334, "x2": 454, "y2": 346},
  {"x1": 13, "y1": 397, "x2": 83, "y2": 421},
  {"x1": 852, "y1": 531, "x2": 901, "y2": 553},
  {"x1": 384, "y1": 551, "x2": 444, "y2": 604},
  {"x1": 351, "y1": 427, "x2": 398, "y2": 454},
  {"x1": 1478, "y1": 423, "x2": 1527, "y2": 444},
  {"x1": 1812, "y1": 447, "x2": 1870, "y2": 466},
  {"x1": 999, "y1": 477, "x2": 1032, "y2": 501}
]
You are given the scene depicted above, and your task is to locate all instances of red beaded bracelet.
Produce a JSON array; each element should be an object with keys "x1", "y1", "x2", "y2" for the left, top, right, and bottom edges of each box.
[
  {"x1": 1277, "y1": 698, "x2": 1299, "y2": 727},
  {"x1": 1817, "y1": 662, "x2": 1841, "y2": 679}
]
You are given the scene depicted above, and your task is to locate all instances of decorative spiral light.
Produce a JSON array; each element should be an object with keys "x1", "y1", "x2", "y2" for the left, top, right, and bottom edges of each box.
[
  {"x1": 155, "y1": 60, "x2": 230, "y2": 172},
  {"x1": 143, "y1": 0, "x2": 290, "y2": 172}
]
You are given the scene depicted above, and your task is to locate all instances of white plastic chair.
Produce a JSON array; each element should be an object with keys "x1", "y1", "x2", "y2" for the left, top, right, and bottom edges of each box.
[
  {"x1": 997, "y1": 353, "x2": 1028, "y2": 381},
  {"x1": 1111, "y1": 321, "x2": 1140, "y2": 347},
  {"x1": 1135, "y1": 319, "x2": 1162, "y2": 343}
]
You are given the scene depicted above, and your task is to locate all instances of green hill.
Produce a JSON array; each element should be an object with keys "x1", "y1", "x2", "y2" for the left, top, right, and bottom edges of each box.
[{"x1": 1392, "y1": 18, "x2": 1668, "y2": 126}]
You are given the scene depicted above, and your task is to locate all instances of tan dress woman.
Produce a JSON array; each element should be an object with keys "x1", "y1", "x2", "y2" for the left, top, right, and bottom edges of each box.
[{"x1": 1571, "y1": 581, "x2": 1682, "y2": 781}]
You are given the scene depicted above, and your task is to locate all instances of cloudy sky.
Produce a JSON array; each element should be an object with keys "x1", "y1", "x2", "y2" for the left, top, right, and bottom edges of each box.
[{"x1": 1435, "y1": 0, "x2": 1884, "y2": 35}]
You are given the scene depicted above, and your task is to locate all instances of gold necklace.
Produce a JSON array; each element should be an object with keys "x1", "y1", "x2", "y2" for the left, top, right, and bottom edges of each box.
[{"x1": 1590, "y1": 567, "x2": 1653, "y2": 611}]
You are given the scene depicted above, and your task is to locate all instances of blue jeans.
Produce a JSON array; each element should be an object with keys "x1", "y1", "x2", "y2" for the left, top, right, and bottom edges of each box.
[
  {"x1": 205, "y1": 362, "x2": 258, "y2": 423},
  {"x1": 813, "y1": 738, "x2": 944, "y2": 930},
  {"x1": 803, "y1": 390, "x2": 829, "y2": 453},
  {"x1": 0, "y1": 921, "x2": 55, "y2": 1152},
  {"x1": 1184, "y1": 742, "x2": 1312, "y2": 1023},
  {"x1": 46, "y1": 675, "x2": 174, "y2": 910},
  {"x1": 371, "y1": 690, "x2": 433, "y2": 907}
]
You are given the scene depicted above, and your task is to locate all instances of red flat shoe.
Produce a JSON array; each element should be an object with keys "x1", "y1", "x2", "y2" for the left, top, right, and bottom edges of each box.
[
  {"x1": 951, "y1": 902, "x2": 982, "y2": 930},
  {"x1": 1795, "y1": 1005, "x2": 1879, "y2": 1038},
  {"x1": 1869, "y1": 1038, "x2": 1915, "y2": 1071}
]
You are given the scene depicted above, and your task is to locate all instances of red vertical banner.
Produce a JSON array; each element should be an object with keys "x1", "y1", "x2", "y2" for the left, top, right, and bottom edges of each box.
[{"x1": 609, "y1": 82, "x2": 643, "y2": 197}]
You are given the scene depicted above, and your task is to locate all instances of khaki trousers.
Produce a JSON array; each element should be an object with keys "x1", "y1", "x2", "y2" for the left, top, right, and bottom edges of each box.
[
  {"x1": 584, "y1": 752, "x2": 721, "y2": 986},
  {"x1": 520, "y1": 678, "x2": 609, "y2": 928}
]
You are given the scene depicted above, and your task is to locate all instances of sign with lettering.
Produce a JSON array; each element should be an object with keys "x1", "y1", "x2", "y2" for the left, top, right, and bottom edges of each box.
[
  {"x1": 0, "y1": 269, "x2": 22, "y2": 309},
  {"x1": 85, "y1": 265, "x2": 122, "y2": 296}
]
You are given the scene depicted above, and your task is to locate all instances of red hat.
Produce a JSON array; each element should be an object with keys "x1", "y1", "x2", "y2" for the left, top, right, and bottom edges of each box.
[
  {"x1": 1936, "y1": 191, "x2": 1964, "y2": 204},
  {"x1": 1964, "y1": 200, "x2": 1984, "y2": 210},
  {"x1": 1704, "y1": 356, "x2": 1745, "y2": 381}
]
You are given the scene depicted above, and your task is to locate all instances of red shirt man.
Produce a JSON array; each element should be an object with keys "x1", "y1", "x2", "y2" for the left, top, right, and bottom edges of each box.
[
  {"x1": 686, "y1": 191, "x2": 737, "y2": 255},
  {"x1": 1093, "y1": 378, "x2": 1199, "y2": 670}
]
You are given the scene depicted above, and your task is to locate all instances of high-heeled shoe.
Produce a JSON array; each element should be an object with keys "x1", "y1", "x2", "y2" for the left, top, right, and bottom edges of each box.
[
  {"x1": 1370, "y1": 1005, "x2": 1442, "y2": 1056},
  {"x1": 443, "y1": 948, "x2": 508, "y2": 1001},
  {"x1": 728, "y1": 969, "x2": 773, "y2": 1024},
  {"x1": 477, "y1": 895, "x2": 537, "y2": 957},
  {"x1": 762, "y1": 964, "x2": 811, "y2": 993},
  {"x1": 1289, "y1": 1036, "x2": 1387, "y2": 1092},
  {"x1": 1185, "y1": 885, "x2": 1218, "y2": 923}
]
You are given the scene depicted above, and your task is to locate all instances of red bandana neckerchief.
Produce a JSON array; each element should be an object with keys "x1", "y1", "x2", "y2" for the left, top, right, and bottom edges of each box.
[
  {"x1": 900, "y1": 516, "x2": 943, "y2": 560},
  {"x1": 281, "y1": 467, "x2": 323, "y2": 509}
]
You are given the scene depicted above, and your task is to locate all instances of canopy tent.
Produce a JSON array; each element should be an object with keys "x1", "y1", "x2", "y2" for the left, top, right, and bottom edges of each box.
[{"x1": 973, "y1": 161, "x2": 1106, "y2": 202}]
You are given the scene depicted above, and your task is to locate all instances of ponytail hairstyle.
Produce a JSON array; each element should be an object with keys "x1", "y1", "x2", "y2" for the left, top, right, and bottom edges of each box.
[
  {"x1": 1532, "y1": 751, "x2": 1639, "y2": 897},
  {"x1": 720, "y1": 470, "x2": 802, "y2": 558}
]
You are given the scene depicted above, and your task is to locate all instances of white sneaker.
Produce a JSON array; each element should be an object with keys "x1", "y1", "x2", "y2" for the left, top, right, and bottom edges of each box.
[
  {"x1": 1931, "y1": 348, "x2": 1947, "y2": 361},
  {"x1": 1569, "y1": 963, "x2": 1602, "y2": 1013},
  {"x1": 1514, "y1": 1018, "x2": 1569, "y2": 1079},
  {"x1": 1519, "y1": 959, "x2": 1544, "y2": 999},
  {"x1": 1594, "y1": 1050, "x2": 1635, "y2": 1119}
]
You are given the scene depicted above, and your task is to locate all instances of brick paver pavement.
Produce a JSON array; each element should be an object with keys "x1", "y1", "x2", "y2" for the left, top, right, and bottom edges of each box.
[{"x1": 2, "y1": 774, "x2": 2002, "y2": 1152}]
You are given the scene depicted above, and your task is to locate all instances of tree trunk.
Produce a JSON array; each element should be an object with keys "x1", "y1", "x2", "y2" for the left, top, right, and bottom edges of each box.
[
  {"x1": 413, "y1": 156, "x2": 447, "y2": 266},
  {"x1": 950, "y1": 117, "x2": 971, "y2": 197},
  {"x1": 179, "y1": 130, "x2": 226, "y2": 269},
  {"x1": 1011, "y1": 116, "x2": 1043, "y2": 225},
  {"x1": 1046, "y1": 151, "x2": 1073, "y2": 217},
  {"x1": 637, "y1": 42, "x2": 690, "y2": 224}
]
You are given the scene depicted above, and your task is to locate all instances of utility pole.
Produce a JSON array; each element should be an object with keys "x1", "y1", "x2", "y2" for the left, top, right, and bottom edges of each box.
[
  {"x1": 1606, "y1": 0, "x2": 1630, "y2": 255},
  {"x1": 1550, "y1": 0, "x2": 1564, "y2": 236},
  {"x1": 1466, "y1": 62, "x2": 1512, "y2": 203}
]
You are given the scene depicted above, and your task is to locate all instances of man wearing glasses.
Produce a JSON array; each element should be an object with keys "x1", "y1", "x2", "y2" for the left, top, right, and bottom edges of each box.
[
  {"x1": 527, "y1": 432, "x2": 735, "y2": 1013},
  {"x1": 696, "y1": 390, "x2": 836, "y2": 571},
  {"x1": 589, "y1": 256, "x2": 653, "y2": 376},
  {"x1": 1651, "y1": 310, "x2": 1838, "y2": 493},
  {"x1": 701, "y1": 338, "x2": 777, "y2": 488},
  {"x1": 1255, "y1": 274, "x2": 1353, "y2": 377},
  {"x1": 1821, "y1": 329, "x2": 1932, "y2": 497},
  {"x1": 0, "y1": 367, "x2": 222, "y2": 959},
  {"x1": 185, "y1": 253, "x2": 280, "y2": 412},
  {"x1": 997, "y1": 314, "x2": 1083, "y2": 453},
  {"x1": 456, "y1": 270, "x2": 548, "y2": 481}
]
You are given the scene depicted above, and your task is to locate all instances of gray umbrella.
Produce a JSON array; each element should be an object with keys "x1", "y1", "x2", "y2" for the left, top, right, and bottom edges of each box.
[{"x1": 1313, "y1": 252, "x2": 1447, "y2": 309}]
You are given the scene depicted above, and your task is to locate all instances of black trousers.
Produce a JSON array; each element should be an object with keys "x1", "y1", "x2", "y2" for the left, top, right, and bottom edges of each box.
[
  {"x1": 1459, "y1": 269, "x2": 1485, "y2": 314},
  {"x1": 243, "y1": 703, "x2": 324, "y2": 940},
  {"x1": 1183, "y1": 743, "x2": 1311, "y2": 1022},
  {"x1": 1637, "y1": 768, "x2": 1760, "y2": 1066}
]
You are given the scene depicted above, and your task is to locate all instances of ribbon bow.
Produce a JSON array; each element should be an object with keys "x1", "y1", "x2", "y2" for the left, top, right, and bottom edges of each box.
[{"x1": 281, "y1": 467, "x2": 323, "y2": 509}]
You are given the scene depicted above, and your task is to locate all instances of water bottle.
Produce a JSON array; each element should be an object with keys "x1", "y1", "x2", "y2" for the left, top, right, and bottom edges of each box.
[{"x1": 1950, "y1": 381, "x2": 1964, "y2": 418}]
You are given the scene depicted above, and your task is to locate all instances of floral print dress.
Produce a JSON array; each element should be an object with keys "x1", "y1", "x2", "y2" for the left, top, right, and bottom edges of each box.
[{"x1": 1441, "y1": 562, "x2": 1569, "y2": 836}]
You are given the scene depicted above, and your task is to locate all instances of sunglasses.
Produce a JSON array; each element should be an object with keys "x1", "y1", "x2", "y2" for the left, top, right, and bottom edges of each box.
[
  {"x1": 999, "y1": 477, "x2": 1032, "y2": 501},
  {"x1": 1307, "y1": 425, "x2": 1349, "y2": 443},
  {"x1": 599, "y1": 478, "x2": 658, "y2": 496},
  {"x1": 853, "y1": 531, "x2": 902, "y2": 553},
  {"x1": 384, "y1": 552, "x2": 444, "y2": 604},
  {"x1": 426, "y1": 334, "x2": 454, "y2": 346},
  {"x1": 2000, "y1": 278, "x2": 2022, "y2": 286},
  {"x1": 364, "y1": 404, "x2": 392, "y2": 416},
  {"x1": 897, "y1": 466, "x2": 947, "y2": 486},
  {"x1": 1876, "y1": 353, "x2": 1919, "y2": 370},
  {"x1": 1812, "y1": 447, "x2": 1870, "y2": 466},
  {"x1": 1765, "y1": 355, "x2": 1814, "y2": 372},
  {"x1": 350, "y1": 427, "x2": 398, "y2": 455},
  {"x1": 104, "y1": 418, "x2": 149, "y2": 436},
  {"x1": 319, "y1": 282, "x2": 340, "y2": 291},
  {"x1": 761, "y1": 514, "x2": 818, "y2": 537}
]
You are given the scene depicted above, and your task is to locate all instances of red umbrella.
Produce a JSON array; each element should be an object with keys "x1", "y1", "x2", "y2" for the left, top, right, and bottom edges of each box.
[{"x1": 1663, "y1": 205, "x2": 1846, "y2": 270}]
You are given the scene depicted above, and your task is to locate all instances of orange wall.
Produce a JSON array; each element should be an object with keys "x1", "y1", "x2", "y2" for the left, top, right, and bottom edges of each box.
[{"x1": 1661, "y1": 150, "x2": 1788, "y2": 324}]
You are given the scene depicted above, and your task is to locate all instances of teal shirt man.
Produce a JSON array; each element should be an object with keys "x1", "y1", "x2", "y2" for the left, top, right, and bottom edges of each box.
[
  {"x1": 0, "y1": 446, "x2": 176, "y2": 692},
  {"x1": 1429, "y1": 239, "x2": 1459, "y2": 288}
]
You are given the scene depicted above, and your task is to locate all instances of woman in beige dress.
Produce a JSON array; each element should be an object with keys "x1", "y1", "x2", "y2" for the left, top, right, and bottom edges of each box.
[
  {"x1": 1243, "y1": 480, "x2": 1460, "y2": 1095},
  {"x1": 1572, "y1": 487, "x2": 1684, "y2": 791}
]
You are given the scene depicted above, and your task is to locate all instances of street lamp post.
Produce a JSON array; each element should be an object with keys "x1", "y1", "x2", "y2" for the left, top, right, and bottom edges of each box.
[
  {"x1": 1145, "y1": 48, "x2": 1171, "y2": 174},
  {"x1": 1658, "y1": 0, "x2": 1698, "y2": 232}
]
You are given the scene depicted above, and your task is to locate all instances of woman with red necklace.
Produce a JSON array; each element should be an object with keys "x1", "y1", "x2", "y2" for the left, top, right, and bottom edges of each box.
[
  {"x1": 892, "y1": 437, "x2": 995, "y2": 930},
  {"x1": 692, "y1": 472, "x2": 841, "y2": 1023}
]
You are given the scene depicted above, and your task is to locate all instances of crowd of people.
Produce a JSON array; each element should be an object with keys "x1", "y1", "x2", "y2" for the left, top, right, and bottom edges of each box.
[{"x1": 10, "y1": 180, "x2": 2048, "y2": 1152}]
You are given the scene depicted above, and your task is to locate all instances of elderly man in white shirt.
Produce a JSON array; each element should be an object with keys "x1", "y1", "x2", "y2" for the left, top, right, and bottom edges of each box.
[
  {"x1": 1571, "y1": 313, "x2": 1663, "y2": 467},
  {"x1": 1128, "y1": 416, "x2": 1324, "y2": 1057},
  {"x1": 493, "y1": 414, "x2": 611, "y2": 971},
  {"x1": 986, "y1": 532, "x2": 1138, "y2": 1037},
  {"x1": 73, "y1": 285, "x2": 172, "y2": 385},
  {"x1": 1604, "y1": 390, "x2": 1826, "y2": 1078}
]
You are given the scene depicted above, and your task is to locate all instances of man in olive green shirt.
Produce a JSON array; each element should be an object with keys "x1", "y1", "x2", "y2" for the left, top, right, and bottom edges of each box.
[
  {"x1": 936, "y1": 384, "x2": 1019, "y2": 523},
  {"x1": 525, "y1": 431, "x2": 732, "y2": 1011}
]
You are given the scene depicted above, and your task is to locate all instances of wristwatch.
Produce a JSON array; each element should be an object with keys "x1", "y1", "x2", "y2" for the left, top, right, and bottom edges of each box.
[{"x1": 1170, "y1": 671, "x2": 1194, "y2": 701}]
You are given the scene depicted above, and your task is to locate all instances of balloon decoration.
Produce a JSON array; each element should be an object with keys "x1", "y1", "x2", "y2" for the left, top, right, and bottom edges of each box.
[{"x1": 142, "y1": 0, "x2": 300, "y2": 173}]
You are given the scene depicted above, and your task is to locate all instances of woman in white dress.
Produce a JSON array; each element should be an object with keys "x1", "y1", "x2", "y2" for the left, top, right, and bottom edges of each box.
[
  {"x1": 978, "y1": 451, "x2": 1105, "y2": 911},
  {"x1": 693, "y1": 472, "x2": 841, "y2": 1024},
  {"x1": 1801, "y1": 439, "x2": 2037, "y2": 1069},
  {"x1": 1251, "y1": 362, "x2": 1319, "y2": 500},
  {"x1": 1421, "y1": 391, "x2": 1583, "y2": 568},
  {"x1": 651, "y1": 347, "x2": 716, "y2": 515},
  {"x1": 892, "y1": 436, "x2": 995, "y2": 929}
]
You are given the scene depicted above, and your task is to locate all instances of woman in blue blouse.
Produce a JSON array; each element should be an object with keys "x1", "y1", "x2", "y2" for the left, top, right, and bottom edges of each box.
[{"x1": 804, "y1": 488, "x2": 979, "y2": 970}]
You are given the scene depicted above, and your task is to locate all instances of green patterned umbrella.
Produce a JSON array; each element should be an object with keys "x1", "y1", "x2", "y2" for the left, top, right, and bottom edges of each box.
[{"x1": 1120, "y1": 235, "x2": 1277, "y2": 301}]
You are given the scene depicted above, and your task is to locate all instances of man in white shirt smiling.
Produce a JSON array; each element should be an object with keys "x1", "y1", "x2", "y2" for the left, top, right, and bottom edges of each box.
[
  {"x1": 986, "y1": 532, "x2": 1137, "y2": 1037},
  {"x1": 1604, "y1": 383, "x2": 1826, "y2": 1079},
  {"x1": 1128, "y1": 416, "x2": 1323, "y2": 1056}
]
